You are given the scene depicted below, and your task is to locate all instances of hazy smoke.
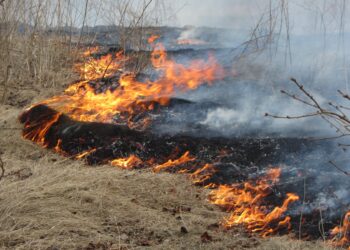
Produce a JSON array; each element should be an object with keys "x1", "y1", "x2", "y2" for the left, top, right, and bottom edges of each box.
[
  {"x1": 154, "y1": 1, "x2": 350, "y2": 220},
  {"x1": 158, "y1": 29, "x2": 350, "y2": 138}
]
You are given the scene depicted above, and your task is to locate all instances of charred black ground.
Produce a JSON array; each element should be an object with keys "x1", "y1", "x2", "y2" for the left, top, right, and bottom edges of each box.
[
  {"x1": 17, "y1": 40, "x2": 350, "y2": 246},
  {"x1": 19, "y1": 103, "x2": 348, "y2": 240}
]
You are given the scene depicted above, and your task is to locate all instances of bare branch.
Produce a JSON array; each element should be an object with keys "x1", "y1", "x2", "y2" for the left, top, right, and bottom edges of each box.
[
  {"x1": 329, "y1": 161, "x2": 350, "y2": 176},
  {"x1": 0, "y1": 157, "x2": 4, "y2": 181},
  {"x1": 290, "y1": 78, "x2": 322, "y2": 110},
  {"x1": 338, "y1": 90, "x2": 350, "y2": 101},
  {"x1": 280, "y1": 89, "x2": 317, "y2": 108},
  {"x1": 265, "y1": 112, "x2": 321, "y2": 119}
]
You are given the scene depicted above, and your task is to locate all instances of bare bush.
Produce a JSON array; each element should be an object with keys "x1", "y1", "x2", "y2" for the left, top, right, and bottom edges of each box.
[
  {"x1": 266, "y1": 78, "x2": 350, "y2": 176},
  {"x1": 96, "y1": 0, "x2": 169, "y2": 72},
  {"x1": 0, "y1": 0, "x2": 80, "y2": 103},
  {"x1": 266, "y1": 78, "x2": 350, "y2": 138}
]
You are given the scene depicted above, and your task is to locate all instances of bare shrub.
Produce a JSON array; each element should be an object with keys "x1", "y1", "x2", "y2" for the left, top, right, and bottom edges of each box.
[{"x1": 0, "y1": 0, "x2": 81, "y2": 104}]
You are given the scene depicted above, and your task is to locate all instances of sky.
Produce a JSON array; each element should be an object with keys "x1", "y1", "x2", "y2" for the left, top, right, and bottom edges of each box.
[
  {"x1": 76, "y1": 0, "x2": 350, "y2": 36},
  {"x1": 170, "y1": 0, "x2": 349, "y2": 35},
  {"x1": 171, "y1": 0, "x2": 265, "y2": 29}
]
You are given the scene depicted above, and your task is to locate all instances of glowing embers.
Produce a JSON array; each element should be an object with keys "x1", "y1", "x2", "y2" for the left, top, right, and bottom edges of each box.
[
  {"x1": 331, "y1": 211, "x2": 350, "y2": 249},
  {"x1": 209, "y1": 168, "x2": 299, "y2": 237}
]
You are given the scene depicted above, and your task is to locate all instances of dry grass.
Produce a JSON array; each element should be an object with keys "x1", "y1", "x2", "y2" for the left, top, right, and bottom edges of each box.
[{"x1": 0, "y1": 34, "x2": 76, "y2": 107}]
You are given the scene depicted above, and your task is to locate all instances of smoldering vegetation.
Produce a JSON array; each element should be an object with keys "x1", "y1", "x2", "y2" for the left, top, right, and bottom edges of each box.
[
  {"x1": 152, "y1": 27, "x2": 350, "y2": 229},
  {"x1": 83, "y1": 22, "x2": 350, "y2": 237},
  {"x1": 2, "y1": 0, "x2": 350, "y2": 248},
  {"x1": 147, "y1": 30, "x2": 350, "y2": 138}
]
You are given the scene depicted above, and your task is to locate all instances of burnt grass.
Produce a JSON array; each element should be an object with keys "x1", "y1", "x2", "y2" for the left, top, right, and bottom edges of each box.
[{"x1": 19, "y1": 104, "x2": 345, "y2": 240}]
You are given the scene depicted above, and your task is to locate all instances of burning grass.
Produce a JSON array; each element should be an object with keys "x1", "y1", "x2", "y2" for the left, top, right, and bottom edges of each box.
[
  {"x1": 36, "y1": 38, "x2": 225, "y2": 127},
  {"x1": 0, "y1": 100, "x2": 334, "y2": 249},
  {"x1": 209, "y1": 168, "x2": 299, "y2": 237},
  {"x1": 16, "y1": 37, "x2": 350, "y2": 249}
]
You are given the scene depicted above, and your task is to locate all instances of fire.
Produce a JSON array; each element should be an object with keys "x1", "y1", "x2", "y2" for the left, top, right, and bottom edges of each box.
[
  {"x1": 82, "y1": 46, "x2": 99, "y2": 56},
  {"x1": 209, "y1": 168, "x2": 299, "y2": 236},
  {"x1": 111, "y1": 155, "x2": 142, "y2": 169},
  {"x1": 148, "y1": 34, "x2": 160, "y2": 44},
  {"x1": 21, "y1": 37, "x2": 324, "y2": 243},
  {"x1": 176, "y1": 38, "x2": 208, "y2": 45},
  {"x1": 76, "y1": 51, "x2": 126, "y2": 81},
  {"x1": 76, "y1": 148, "x2": 97, "y2": 159},
  {"x1": 153, "y1": 151, "x2": 195, "y2": 173},
  {"x1": 21, "y1": 111, "x2": 62, "y2": 147},
  {"x1": 190, "y1": 163, "x2": 217, "y2": 186},
  {"x1": 36, "y1": 38, "x2": 225, "y2": 125},
  {"x1": 331, "y1": 211, "x2": 350, "y2": 249}
]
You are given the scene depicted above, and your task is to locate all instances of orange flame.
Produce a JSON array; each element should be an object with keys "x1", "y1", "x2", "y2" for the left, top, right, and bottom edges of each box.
[
  {"x1": 22, "y1": 112, "x2": 62, "y2": 147},
  {"x1": 76, "y1": 51, "x2": 126, "y2": 81},
  {"x1": 21, "y1": 37, "x2": 338, "y2": 243},
  {"x1": 190, "y1": 163, "x2": 217, "y2": 186},
  {"x1": 82, "y1": 46, "x2": 99, "y2": 57},
  {"x1": 176, "y1": 38, "x2": 208, "y2": 45},
  {"x1": 39, "y1": 41, "x2": 225, "y2": 125},
  {"x1": 148, "y1": 35, "x2": 160, "y2": 44},
  {"x1": 111, "y1": 155, "x2": 142, "y2": 169},
  {"x1": 153, "y1": 151, "x2": 195, "y2": 173},
  {"x1": 209, "y1": 168, "x2": 299, "y2": 236},
  {"x1": 76, "y1": 148, "x2": 97, "y2": 159},
  {"x1": 331, "y1": 211, "x2": 350, "y2": 249}
]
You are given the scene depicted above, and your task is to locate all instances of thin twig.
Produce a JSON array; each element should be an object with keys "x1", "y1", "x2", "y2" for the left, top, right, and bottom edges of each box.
[
  {"x1": 76, "y1": 0, "x2": 89, "y2": 48},
  {"x1": 319, "y1": 209, "x2": 326, "y2": 242},
  {"x1": 308, "y1": 134, "x2": 350, "y2": 141},
  {"x1": 1, "y1": 65, "x2": 12, "y2": 103},
  {"x1": 299, "y1": 177, "x2": 306, "y2": 240},
  {"x1": 265, "y1": 112, "x2": 321, "y2": 119},
  {"x1": 338, "y1": 89, "x2": 350, "y2": 101},
  {"x1": 0, "y1": 157, "x2": 4, "y2": 181},
  {"x1": 329, "y1": 161, "x2": 350, "y2": 176},
  {"x1": 280, "y1": 89, "x2": 316, "y2": 108},
  {"x1": 290, "y1": 78, "x2": 322, "y2": 110}
]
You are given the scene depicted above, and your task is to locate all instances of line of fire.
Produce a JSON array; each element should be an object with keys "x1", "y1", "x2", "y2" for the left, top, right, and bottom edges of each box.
[{"x1": 19, "y1": 35, "x2": 350, "y2": 249}]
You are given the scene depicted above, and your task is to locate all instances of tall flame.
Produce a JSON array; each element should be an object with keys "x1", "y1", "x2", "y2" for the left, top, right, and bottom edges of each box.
[{"x1": 37, "y1": 38, "x2": 225, "y2": 125}]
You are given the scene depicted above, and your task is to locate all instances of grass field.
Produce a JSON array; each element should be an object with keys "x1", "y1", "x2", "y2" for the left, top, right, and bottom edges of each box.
[{"x1": 0, "y1": 65, "x2": 333, "y2": 250}]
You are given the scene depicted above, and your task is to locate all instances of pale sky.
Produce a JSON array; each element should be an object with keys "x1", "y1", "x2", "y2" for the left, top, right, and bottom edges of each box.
[
  {"x1": 170, "y1": 0, "x2": 349, "y2": 35},
  {"x1": 79, "y1": 0, "x2": 349, "y2": 35}
]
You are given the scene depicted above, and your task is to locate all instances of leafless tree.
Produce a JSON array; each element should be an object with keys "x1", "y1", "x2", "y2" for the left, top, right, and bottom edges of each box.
[{"x1": 266, "y1": 78, "x2": 350, "y2": 176}]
